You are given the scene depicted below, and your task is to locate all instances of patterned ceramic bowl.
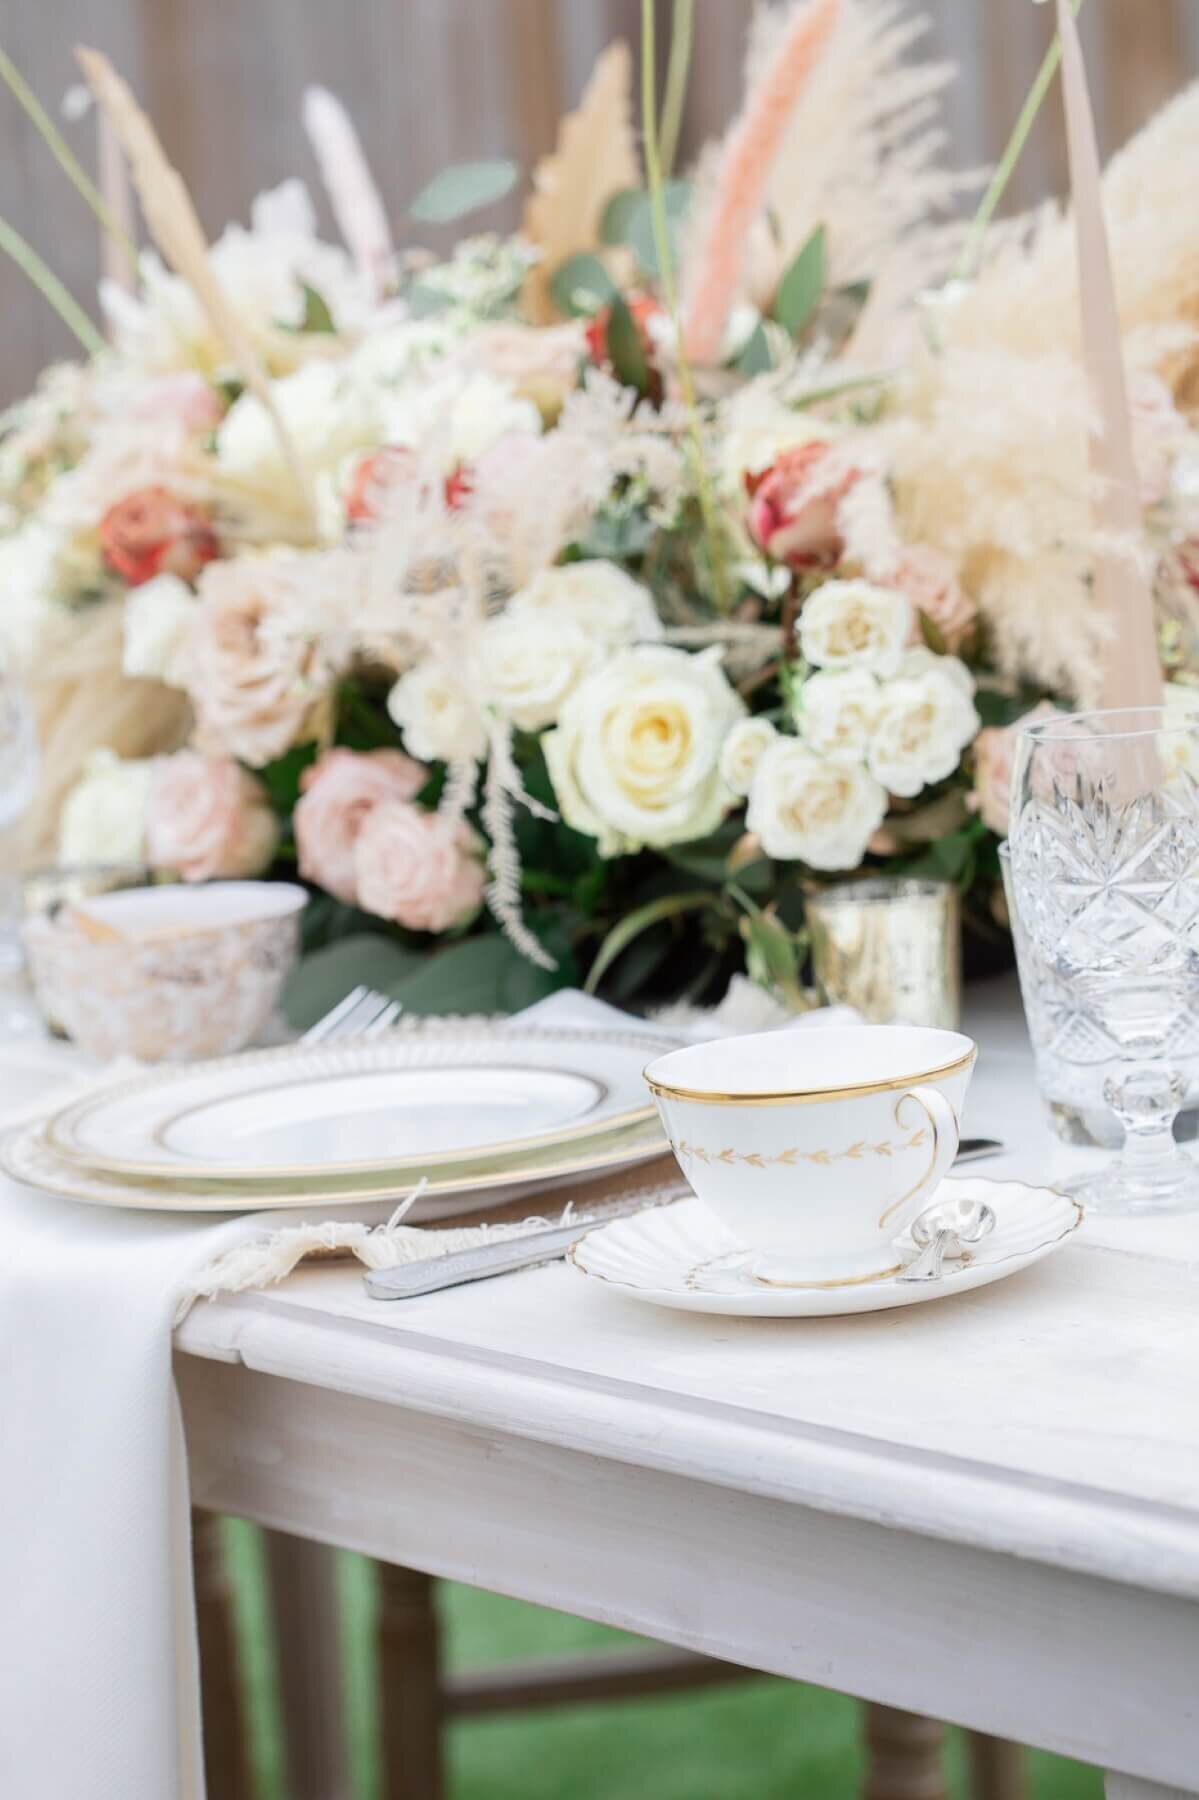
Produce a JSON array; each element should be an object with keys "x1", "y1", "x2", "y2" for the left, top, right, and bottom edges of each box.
[{"x1": 24, "y1": 881, "x2": 307, "y2": 1062}]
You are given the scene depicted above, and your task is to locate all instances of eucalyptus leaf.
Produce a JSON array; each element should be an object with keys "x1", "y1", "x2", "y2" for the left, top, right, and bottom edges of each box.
[
  {"x1": 283, "y1": 934, "x2": 423, "y2": 1032},
  {"x1": 774, "y1": 224, "x2": 827, "y2": 338},
  {"x1": 599, "y1": 181, "x2": 692, "y2": 275},
  {"x1": 390, "y1": 933, "x2": 569, "y2": 1016},
  {"x1": 733, "y1": 320, "x2": 773, "y2": 376},
  {"x1": 605, "y1": 293, "x2": 651, "y2": 394},
  {"x1": 584, "y1": 891, "x2": 712, "y2": 996},
  {"x1": 548, "y1": 252, "x2": 618, "y2": 319},
  {"x1": 409, "y1": 158, "x2": 519, "y2": 225},
  {"x1": 404, "y1": 282, "x2": 451, "y2": 319},
  {"x1": 739, "y1": 909, "x2": 804, "y2": 1006},
  {"x1": 298, "y1": 282, "x2": 336, "y2": 333}
]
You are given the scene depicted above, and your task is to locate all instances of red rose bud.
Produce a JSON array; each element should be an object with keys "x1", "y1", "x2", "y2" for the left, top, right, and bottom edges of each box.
[
  {"x1": 99, "y1": 486, "x2": 220, "y2": 587},
  {"x1": 346, "y1": 447, "x2": 472, "y2": 523},
  {"x1": 745, "y1": 441, "x2": 859, "y2": 570}
]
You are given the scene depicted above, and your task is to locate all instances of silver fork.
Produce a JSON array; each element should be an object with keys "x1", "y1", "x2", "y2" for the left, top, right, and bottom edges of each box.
[{"x1": 302, "y1": 984, "x2": 402, "y2": 1045}]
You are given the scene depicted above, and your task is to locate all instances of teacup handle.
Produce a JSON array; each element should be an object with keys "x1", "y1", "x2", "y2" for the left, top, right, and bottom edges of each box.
[{"x1": 880, "y1": 1085, "x2": 961, "y2": 1230}]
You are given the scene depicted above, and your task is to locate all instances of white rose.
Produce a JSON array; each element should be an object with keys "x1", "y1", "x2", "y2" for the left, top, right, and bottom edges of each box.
[
  {"x1": 477, "y1": 614, "x2": 597, "y2": 732},
  {"x1": 799, "y1": 669, "x2": 880, "y2": 766},
  {"x1": 122, "y1": 573, "x2": 196, "y2": 687},
  {"x1": 508, "y1": 561, "x2": 663, "y2": 649},
  {"x1": 747, "y1": 738, "x2": 887, "y2": 870},
  {"x1": 217, "y1": 361, "x2": 378, "y2": 490},
  {"x1": 57, "y1": 749, "x2": 154, "y2": 866},
  {"x1": 378, "y1": 371, "x2": 540, "y2": 470},
  {"x1": 716, "y1": 383, "x2": 839, "y2": 494},
  {"x1": 387, "y1": 658, "x2": 488, "y2": 764},
  {"x1": 867, "y1": 661, "x2": 981, "y2": 799},
  {"x1": 719, "y1": 718, "x2": 777, "y2": 798},
  {"x1": 799, "y1": 579, "x2": 912, "y2": 676},
  {"x1": 543, "y1": 644, "x2": 745, "y2": 856}
]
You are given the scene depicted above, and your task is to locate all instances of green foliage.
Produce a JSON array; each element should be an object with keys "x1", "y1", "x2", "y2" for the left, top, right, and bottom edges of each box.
[
  {"x1": 549, "y1": 253, "x2": 617, "y2": 318},
  {"x1": 974, "y1": 683, "x2": 1048, "y2": 729},
  {"x1": 733, "y1": 320, "x2": 774, "y2": 375},
  {"x1": 584, "y1": 891, "x2": 713, "y2": 995},
  {"x1": 773, "y1": 225, "x2": 826, "y2": 337},
  {"x1": 605, "y1": 294, "x2": 652, "y2": 394},
  {"x1": 599, "y1": 181, "x2": 692, "y2": 277},
  {"x1": 259, "y1": 742, "x2": 318, "y2": 818},
  {"x1": 409, "y1": 158, "x2": 519, "y2": 224},
  {"x1": 297, "y1": 282, "x2": 336, "y2": 334}
]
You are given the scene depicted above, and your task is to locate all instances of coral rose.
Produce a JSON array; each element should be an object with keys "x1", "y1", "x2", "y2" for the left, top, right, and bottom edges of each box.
[
  {"x1": 145, "y1": 751, "x2": 279, "y2": 882},
  {"x1": 746, "y1": 441, "x2": 858, "y2": 569},
  {"x1": 99, "y1": 485, "x2": 219, "y2": 587},
  {"x1": 186, "y1": 554, "x2": 332, "y2": 766},
  {"x1": 293, "y1": 748, "x2": 427, "y2": 905},
  {"x1": 353, "y1": 801, "x2": 485, "y2": 933},
  {"x1": 345, "y1": 447, "x2": 471, "y2": 524},
  {"x1": 584, "y1": 293, "x2": 667, "y2": 398},
  {"x1": 888, "y1": 545, "x2": 977, "y2": 655}
]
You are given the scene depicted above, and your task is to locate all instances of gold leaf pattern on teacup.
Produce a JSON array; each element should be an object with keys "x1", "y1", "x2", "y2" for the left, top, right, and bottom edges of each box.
[{"x1": 672, "y1": 1130, "x2": 928, "y2": 1170}]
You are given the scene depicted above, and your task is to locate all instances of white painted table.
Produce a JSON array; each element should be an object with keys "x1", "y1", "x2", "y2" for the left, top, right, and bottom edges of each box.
[{"x1": 18, "y1": 978, "x2": 1199, "y2": 1797}]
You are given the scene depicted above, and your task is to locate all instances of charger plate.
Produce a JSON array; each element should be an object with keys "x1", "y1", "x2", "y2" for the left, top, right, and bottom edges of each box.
[
  {"x1": 570, "y1": 1179, "x2": 1082, "y2": 1317},
  {"x1": 2, "y1": 1110, "x2": 670, "y2": 1214},
  {"x1": 44, "y1": 1025, "x2": 677, "y2": 1186}
]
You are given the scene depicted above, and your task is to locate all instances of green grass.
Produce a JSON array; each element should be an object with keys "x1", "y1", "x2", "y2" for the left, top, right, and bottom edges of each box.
[{"x1": 224, "y1": 1524, "x2": 1102, "y2": 1799}]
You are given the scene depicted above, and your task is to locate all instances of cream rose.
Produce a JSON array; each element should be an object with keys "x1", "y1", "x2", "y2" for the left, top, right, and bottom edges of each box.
[
  {"x1": 353, "y1": 801, "x2": 485, "y2": 933},
  {"x1": 122, "y1": 572, "x2": 196, "y2": 687},
  {"x1": 478, "y1": 614, "x2": 597, "y2": 732},
  {"x1": 867, "y1": 655, "x2": 981, "y2": 799},
  {"x1": 507, "y1": 561, "x2": 662, "y2": 649},
  {"x1": 57, "y1": 750, "x2": 154, "y2": 867},
  {"x1": 746, "y1": 739, "x2": 887, "y2": 871},
  {"x1": 386, "y1": 658, "x2": 489, "y2": 764},
  {"x1": 719, "y1": 718, "x2": 778, "y2": 798},
  {"x1": 145, "y1": 751, "x2": 279, "y2": 882},
  {"x1": 799, "y1": 579, "x2": 912, "y2": 676},
  {"x1": 186, "y1": 554, "x2": 333, "y2": 766},
  {"x1": 542, "y1": 645, "x2": 745, "y2": 856},
  {"x1": 294, "y1": 748, "x2": 427, "y2": 904},
  {"x1": 217, "y1": 359, "x2": 378, "y2": 494},
  {"x1": 798, "y1": 669, "x2": 880, "y2": 767}
]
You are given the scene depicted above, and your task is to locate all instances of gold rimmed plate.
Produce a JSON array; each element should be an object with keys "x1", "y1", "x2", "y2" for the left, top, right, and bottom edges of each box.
[{"x1": 44, "y1": 1025, "x2": 677, "y2": 1186}]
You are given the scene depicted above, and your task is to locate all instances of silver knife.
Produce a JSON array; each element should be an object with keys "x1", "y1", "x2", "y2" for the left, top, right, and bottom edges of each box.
[{"x1": 363, "y1": 1136, "x2": 1004, "y2": 1302}]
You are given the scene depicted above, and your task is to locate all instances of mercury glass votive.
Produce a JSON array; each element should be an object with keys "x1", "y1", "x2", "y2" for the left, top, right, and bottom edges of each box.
[{"x1": 807, "y1": 878, "x2": 961, "y2": 1029}]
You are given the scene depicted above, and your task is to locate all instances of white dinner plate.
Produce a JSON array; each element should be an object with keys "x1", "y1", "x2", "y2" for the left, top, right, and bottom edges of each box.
[
  {"x1": 570, "y1": 1178, "x2": 1082, "y2": 1317},
  {"x1": 45, "y1": 1025, "x2": 678, "y2": 1185},
  {"x1": 2, "y1": 1111, "x2": 671, "y2": 1214}
]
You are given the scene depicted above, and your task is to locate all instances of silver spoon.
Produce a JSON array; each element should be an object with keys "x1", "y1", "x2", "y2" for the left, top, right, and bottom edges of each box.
[{"x1": 899, "y1": 1196, "x2": 996, "y2": 1284}]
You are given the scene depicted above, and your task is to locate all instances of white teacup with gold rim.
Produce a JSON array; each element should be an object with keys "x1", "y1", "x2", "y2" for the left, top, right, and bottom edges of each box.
[{"x1": 645, "y1": 1026, "x2": 976, "y2": 1287}]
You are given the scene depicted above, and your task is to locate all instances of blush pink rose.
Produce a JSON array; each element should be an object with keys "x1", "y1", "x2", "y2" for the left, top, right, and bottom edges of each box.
[
  {"x1": 353, "y1": 801, "x2": 485, "y2": 933},
  {"x1": 889, "y1": 544, "x2": 977, "y2": 654},
  {"x1": 132, "y1": 373, "x2": 225, "y2": 434},
  {"x1": 145, "y1": 750, "x2": 279, "y2": 882},
  {"x1": 293, "y1": 748, "x2": 427, "y2": 905},
  {"x1": 970, "y1": 702, "x2": 1060, "y2": 837},
  {"x1": 745, "y1": 441, "x2": 859, "y2": 570}
]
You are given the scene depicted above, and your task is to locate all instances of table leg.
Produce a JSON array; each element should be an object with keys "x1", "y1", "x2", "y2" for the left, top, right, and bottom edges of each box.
[
  {"x1": 967, "y1": 1732, "x2": 1025, "y2": 1799},
  {"x1": 1106, "y1": 1781, "x2": 1199, "y2": 1799},
  {"x1": 191, "y1": 1510, "x2": 252, "y2": 1800},
  {"x1": 263, "y1": 1528, "x2": 351, "y2": 1800},
  {"x1": 863, "y1": 1704, "x2": 948, "y2": 1800},
  {"x1": 378, "y1": 1563, "x2": 445, "y2": 1800}
]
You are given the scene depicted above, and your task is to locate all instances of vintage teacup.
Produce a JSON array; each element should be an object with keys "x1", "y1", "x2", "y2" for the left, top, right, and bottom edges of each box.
[{"x1": 645, "y1": 1026, "x2": 976, "y2": 1286}]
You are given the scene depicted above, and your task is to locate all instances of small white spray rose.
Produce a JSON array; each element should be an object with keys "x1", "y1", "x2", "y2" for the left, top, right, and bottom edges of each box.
[
  {"x1": 478, "y1": 614, "x2": 597, "y2": 732},
  {"x1": 867, "y1": 653, "x2": 981, "y2": 798},
  {"x1": 387, "y1": 659, "x2": 488, "y2": 764},
  {"x1": 543, "y1": 644, "x2": 745, "y2": 856},
  {"x1": 799, "y1": 578, "x2": 912, "y2": 677},
  {"x1": 719, "y1": 718, "x2": 778, "y2": 798},
  {"x1": 798, "y1": 669, "x2": 880, "y2": 767},
  {"x1": 122, "y1": 573, "x2": 196, "y2": 688},
  {"x1": 747, "y1": 738, "x2": 887, "y2": 871},
  {"x1": 58, "y1": 749, "x2": 154, "y2": 867}
]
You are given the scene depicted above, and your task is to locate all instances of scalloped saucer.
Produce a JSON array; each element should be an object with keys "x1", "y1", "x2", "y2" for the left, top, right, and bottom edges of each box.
[{"x1": 569, "y1": 1177, "x2": 1082, "y2": 1317}]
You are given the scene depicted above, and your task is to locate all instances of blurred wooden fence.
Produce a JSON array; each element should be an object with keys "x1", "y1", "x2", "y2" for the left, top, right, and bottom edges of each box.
[{"x1": 1, "y1": 0, "x2": 1197, "y2": 400}]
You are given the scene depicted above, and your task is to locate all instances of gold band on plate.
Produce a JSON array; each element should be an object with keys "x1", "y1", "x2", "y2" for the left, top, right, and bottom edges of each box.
[
  {"x1": 645, "y1": 1048, "x2": 976, "y2": 1108},
  {"x1": 750, "y1": 1259, "x2": 905, "y2": 1290}
]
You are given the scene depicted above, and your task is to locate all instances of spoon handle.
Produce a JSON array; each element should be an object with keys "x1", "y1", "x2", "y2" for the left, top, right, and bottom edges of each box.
[{"x1": 899, "y1": 1228, "x2": 954, "y2": 1284}]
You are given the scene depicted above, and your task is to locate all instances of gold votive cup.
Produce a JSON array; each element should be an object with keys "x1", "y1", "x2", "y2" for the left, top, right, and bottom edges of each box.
[{"x1": 807, "y1": 878, "x2": 961, "y2": 1029}]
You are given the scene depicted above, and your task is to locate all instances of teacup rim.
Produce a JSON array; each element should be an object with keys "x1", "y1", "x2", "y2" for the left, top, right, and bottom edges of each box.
[{"x1": 644, "y1": 1028, "x2": 976, "y2": 1107}]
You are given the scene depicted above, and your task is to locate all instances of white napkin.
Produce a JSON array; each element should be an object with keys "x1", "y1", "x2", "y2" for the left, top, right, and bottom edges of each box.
[{"x1": 0, "y1": 987, "x2": 848, "y2": 1799}]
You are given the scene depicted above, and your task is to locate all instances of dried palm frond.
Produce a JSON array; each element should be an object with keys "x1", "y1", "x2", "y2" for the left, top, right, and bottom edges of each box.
[
  {"x1": 76, "y1": 48, "x2": 316, "y2": 527},
  {"x1": 302, "y1": 86, "x2": 395, "y2": 298},
  {"x1": 521, "y1": 42, "x2": 641, "y2": 326},
  {"x1": 681, "y1": 0, "x2": 841, "y2": 364}
]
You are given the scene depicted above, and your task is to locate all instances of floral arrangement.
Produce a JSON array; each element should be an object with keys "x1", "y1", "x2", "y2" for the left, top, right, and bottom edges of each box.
[{"x1": 5, "y1": 1, "x2": 1199, "y2": 1013}]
